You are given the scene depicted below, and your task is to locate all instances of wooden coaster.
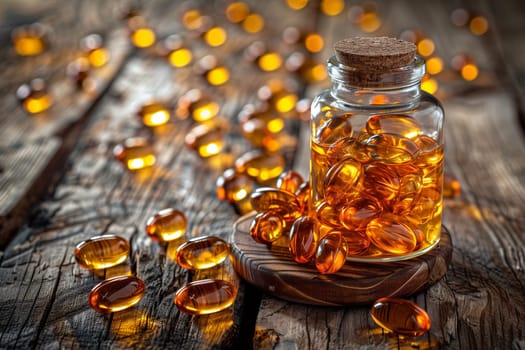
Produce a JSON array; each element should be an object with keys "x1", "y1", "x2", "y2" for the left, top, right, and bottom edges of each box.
[{"x1": 230, "y1": 213, "x2": 452, "y2": 306}]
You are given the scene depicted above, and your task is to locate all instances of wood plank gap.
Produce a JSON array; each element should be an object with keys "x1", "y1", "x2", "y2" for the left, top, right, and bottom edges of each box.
[{"x1": 0, "y1": 33, "x2": 132, "y2": 249}]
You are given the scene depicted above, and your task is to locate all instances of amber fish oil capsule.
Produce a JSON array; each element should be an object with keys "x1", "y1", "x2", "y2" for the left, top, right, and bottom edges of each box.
[
  {"x1": 276, "y1": 170, "x2": 304, "y2": 194},
  {"x1": 249, "y1": 210, "x2": 286, "y2": 244},
  {"x1": 216, "y1": 168, "x2": 256, "y2": 204},
  {"x1": 176, "y1": 236, "x2": 229, "y2": 270},
  {"x1": 80, "y1": 33, "x2": 110, "y2": 67},
  {"x1": 315, "y1": 232, "x2": 348, "y2": 274},
  {"x1": 184, "y1": 123, "x2": 226, "y2": 158},
  {"x1": 113, "y1": 137, "x2": 156, "y2": 170},
  {"x1": 89, "y1": 275, "x2": 145, "y2": 313},
  {"x1": 371, "y1": 297, "x2": 431, "y2": 337},
  {"x1": 250, "y1": 187, "x2": 301, "y2": 217},
  {"x1": 11, "y1": 23, "x2": 48, "y2": 56},
  {"x1": 366, "y1": 214, "x2": 417, "y2": 255},
  {"x1": 16, "y1": 78, "x2": 53, "y2": 114},
  {"x1": 75, "y1": 235, "x2": 130, "y2": 270},
  {"x1": 289, "y1": 216, "x2": 319, "y2": 264},
  {"x1": 137, "y1": 101, "x2": 171, "y2": 127},
  {"x1": 234, "y1": 150, "x2": 285, "y2": 184},
  {"x1": 174, "y1": 279, "x2": 237, "y2": 316},
  {"x1": 146, "y1": 208, "x2": 187, "y2": 242}
]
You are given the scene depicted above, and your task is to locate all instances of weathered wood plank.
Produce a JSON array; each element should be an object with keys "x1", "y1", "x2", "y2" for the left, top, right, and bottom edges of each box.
[{"x1": 0, "y1": 27, "x2": 131, "y2": 248}]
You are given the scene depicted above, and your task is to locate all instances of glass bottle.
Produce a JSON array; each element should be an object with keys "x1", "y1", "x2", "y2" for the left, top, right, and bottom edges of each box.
[{"x1": 310, "y1": 37, "x2": 444, "y2": 262}]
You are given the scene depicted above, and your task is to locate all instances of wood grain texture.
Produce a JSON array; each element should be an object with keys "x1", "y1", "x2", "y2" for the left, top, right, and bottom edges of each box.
[
  {"x1": 231, "y1": 213, "x2": 452, "y2": 306},
  {"x1": 0, "y1": 0, "x2": 523, "y2": 349}
]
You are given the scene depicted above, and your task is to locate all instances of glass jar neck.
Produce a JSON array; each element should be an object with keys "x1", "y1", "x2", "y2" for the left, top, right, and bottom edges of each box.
[{"x1": 327, "y1": 55, "x2": 426, "y2": 108}]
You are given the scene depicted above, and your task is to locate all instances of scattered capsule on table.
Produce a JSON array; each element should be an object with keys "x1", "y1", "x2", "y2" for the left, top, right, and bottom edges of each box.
[
  {"x1": 289, "y1": 216, "x2": 319, "y2": 264},
  {"x1": 225, "y1": 1, "x2": 250, "y2": 23},
  {"x1": 174, "y1": 279, "x2": 237, "y2": 316},
  {"x1": 242, "y1": 13, "x2": 265, "y2": 34},
  {"x1": 127, "y1": 16, "x2": 156, "y2": 48},
  {"x1": 176, "y1": 236, "x2": 229, "y2": 270},
  {"x1": 276, "y1": 170, "x2": 304, "y2": 194},
  {"x1": 238, "y1": 104, "x2": 284, "y2": 131},
  {"x1": 315, "y1": 231, "x2": 348, "y2": 274},
  {"x1": 175, "y1": 88, "x2": 203, "y2": 119},
  {"x1": 80, "y1": 33, "x2": 110, "y2": 67},
  {"x1": 16, "y1": 78, "x2": 53, "y2": 114},
  {"x1": 176, "y1": 89, "x2": 219, "y2": 122},
  {"x1": 11, "y1": 23, "x2": 48, "y2": 56},
  {"x1": 137, "y1": 101, "x2": 171, "y2": 127},
  {"x1": 206, "y1": 65, "x2": 230, "y2": 86},
  {"x1": 159, "y1": 34, "x2": 187, "y2": 57},
  {"x1": 371, "y1": 297, "x2": 431, "y2": 337},
  {"x1": 261, "y1": 90, "x2": 298, "y2": 115},
  {"x1": 216, "y1": 168, "x2": 256, "y2": 204},
  {"x1": 75, "y1": 235, "x2": 130, "y2": 270},
  {"x1": 250, "y1": 187, "x2": 301, "y2": 221},
  {"x1": 366, "y1": 214, "x2": 417, "y2": 255},
  {"x1": 443, "y1": 175, "x2": 461, "y2": 198},
  {"x1": 181, "y1": 9, "x2": 205, "y2": 30},
  {"x1": 240, "y1": 118, "x2": 274, "y2": 149},
  {"x1": 184, "y1": 122, "x2": 226, "y2": 158},
  {"x1": 146, "y1": 208, "x2": 187, "y2": 242},
  {"x1": 203, "y1": 26, "x2": 227, "y2": 47},
  {"x1": 89, "y1": 275, "x2": 145, "y2": 313},
  {"x1": 113, "y1": 137, "x2": 156, "y2": 170},
  {"x1": 235, "y1": 150, "x2": 285, "y2": 184},
  {"x1": 168, "y1": 46, "x2": 193, "y2": 68},
  {"x1": 192, "y1": 55, "x2": 229, "y2": 85},
  {"x1": 257, "y1": 51, "x2": 282, "y2": 72},
  {"x1": 192, "y1": 100, "x2": 220, "y2": 123},
  {"x1": 249, "y1": 210, "x2": 286, "y2": 244}
]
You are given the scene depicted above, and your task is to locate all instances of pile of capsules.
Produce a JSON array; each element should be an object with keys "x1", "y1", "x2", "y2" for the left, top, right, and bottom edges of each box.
[
  {"x1": 244, "y1": 169, "x2": 354, "y2": 275},
  {"x1": 74, "y1": 210, "x2": 236, "y2": 316}
]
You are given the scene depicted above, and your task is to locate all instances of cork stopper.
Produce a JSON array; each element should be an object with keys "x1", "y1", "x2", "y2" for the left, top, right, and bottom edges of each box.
[{"x1": 334, "y1": 37, "x2": 416, "y2": 71}]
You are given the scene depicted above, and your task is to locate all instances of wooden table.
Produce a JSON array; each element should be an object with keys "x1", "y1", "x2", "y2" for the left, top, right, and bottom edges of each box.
[{"x1": 1, "y1": 1, "x2": 524, "y2": 349}]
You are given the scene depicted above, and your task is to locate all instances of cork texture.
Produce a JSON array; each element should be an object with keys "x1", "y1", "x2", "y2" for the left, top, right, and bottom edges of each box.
[{"x1": 334, "y1": 37, "x2": 416, "y2": 70}]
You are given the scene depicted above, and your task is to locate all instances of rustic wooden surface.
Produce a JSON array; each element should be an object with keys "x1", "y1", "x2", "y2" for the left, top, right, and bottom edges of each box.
[{"x1": 0, "y1": 0, "x2": 524, "y2": 349}]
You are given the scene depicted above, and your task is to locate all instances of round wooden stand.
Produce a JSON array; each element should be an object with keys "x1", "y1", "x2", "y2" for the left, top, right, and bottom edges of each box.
[{"x1": 230, "y1": 213, "x2": 452, "y2": 306}]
